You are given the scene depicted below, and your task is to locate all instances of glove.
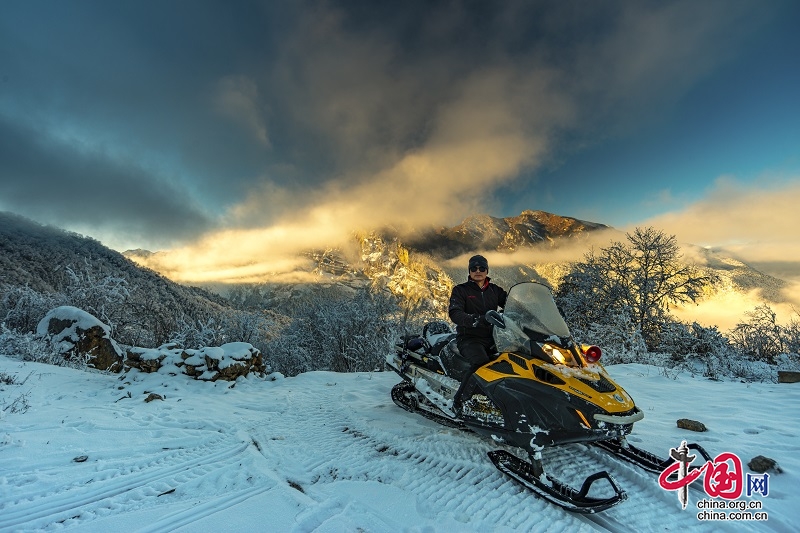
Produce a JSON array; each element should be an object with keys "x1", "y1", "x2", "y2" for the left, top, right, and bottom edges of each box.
[{"x1": 471, "y1": 314, "x2": 484, "y2": 327}]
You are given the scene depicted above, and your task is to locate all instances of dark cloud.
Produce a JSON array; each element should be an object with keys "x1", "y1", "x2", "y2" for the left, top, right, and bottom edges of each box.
[
  {"x1": 0, "y1": 113, "x2": 214, "y2": 248},
  {"x1": 0, "y1": 1, "x2": 284, "y2": 209},
  {"x1": 0, "y1": 0, "x2": 793, "y2": 252}
]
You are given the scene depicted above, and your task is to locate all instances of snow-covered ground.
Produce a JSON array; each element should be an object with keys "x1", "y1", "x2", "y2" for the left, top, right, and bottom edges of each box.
[{"x1": 0, "y1": 355, "x2": 797, "y2": 532}]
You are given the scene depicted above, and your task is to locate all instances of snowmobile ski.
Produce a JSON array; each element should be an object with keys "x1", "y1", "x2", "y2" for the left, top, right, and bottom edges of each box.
[
  {"x1": 593, "y1": 438, "x2": 713, "y2": 475},
  {"x1": 488, "y1": 450, "x2": 626, "y2": 513}
]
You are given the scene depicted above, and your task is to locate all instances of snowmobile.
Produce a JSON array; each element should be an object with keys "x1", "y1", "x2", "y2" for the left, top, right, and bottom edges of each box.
[{"x1": 386, "y1": 281, "x2": 711, "y2": 513}]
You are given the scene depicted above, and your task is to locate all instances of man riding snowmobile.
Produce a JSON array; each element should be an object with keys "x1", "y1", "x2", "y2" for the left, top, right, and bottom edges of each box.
[
  {"x1": 387, "y1": 279, "x2": 714, "y2": 513},
  {"x1": 447, "y1": 255, "x2": 506, "y2": 412}
]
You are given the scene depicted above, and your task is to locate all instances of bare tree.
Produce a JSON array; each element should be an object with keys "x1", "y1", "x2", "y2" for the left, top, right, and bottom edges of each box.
[{"x1": 557, "y1": 227, "x2": 715, "y2": 350}]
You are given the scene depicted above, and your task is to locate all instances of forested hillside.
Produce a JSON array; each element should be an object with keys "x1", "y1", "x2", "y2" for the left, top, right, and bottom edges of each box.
[
  {"x1": 1, "y1": 212, "x2": 226, "y2": 302},
  {"x1": 0, "y1": 212, "x2": 232, "y2": 346}
]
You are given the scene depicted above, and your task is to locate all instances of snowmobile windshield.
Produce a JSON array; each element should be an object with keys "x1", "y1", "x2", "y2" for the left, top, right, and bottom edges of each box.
[{"x1": 493, "y1": 282, "x2": 571, "y2": 356}]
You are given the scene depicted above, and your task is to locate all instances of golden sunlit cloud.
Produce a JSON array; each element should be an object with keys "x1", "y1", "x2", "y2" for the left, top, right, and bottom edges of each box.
[
  {"x1": 135, "y1": 67, "x2": 572, "y2": 284},
  {"x1": 638, "y1": 177, "x2": 800, "y2": 327},
  {"x1": 126, "y1": 2, "x2": 799, "y2": 335},
  {"x1": 673, "y1": 286, "x2": 799, "y2": 331},
  {"x1": 640, "y1": 176, "x2": 800, "y2": 273}
]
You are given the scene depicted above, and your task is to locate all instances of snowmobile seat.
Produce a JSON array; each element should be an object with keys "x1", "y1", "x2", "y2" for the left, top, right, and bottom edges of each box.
[
  {"x1": 428, "y1": 333, "x2": 456, "y2": 356},
  {"x1": 398, "y1": 334, "x2": 426, "y2": 354},
  {"x1": 438, "y1": 339, "x2": 473, "y2": 382},
  {"x1": 422, "y1": 321, "x2": 454, "y2": 356},
  {"x1": 407, "y1": 337, "x2": 425, "y2": 352},
  {"x1": 423, "y1": 321, "x2": 452, "y2": 338}
]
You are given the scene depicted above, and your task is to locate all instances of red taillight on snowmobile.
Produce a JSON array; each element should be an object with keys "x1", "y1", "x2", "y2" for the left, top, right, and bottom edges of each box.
[{"x1": 583, "y1": 345, "x2": 602, "y2": 363}]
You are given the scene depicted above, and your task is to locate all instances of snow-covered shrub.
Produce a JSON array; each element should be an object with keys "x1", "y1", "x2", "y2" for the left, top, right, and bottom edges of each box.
[
  {"x1": 648, "y1": 318, "x2": 788, "y2": 381},
  {"x1": 656, "y1": 321, "x2": 731, "y2": 361},
  {"x1": 218, "y1": 309, "x2": 270, "y2": 346},
  {"x1": 729, "y1": 304, "x2": 786, "y2": 364},
  {"x1": 568, "y1": 307, "x2": 648, "y2": 365},
  {"x1": 166, "y1": 309, "x2": 278, "y2": 369},
  {"x1": 1, "y1": 286, "x2": 66, "y2": 333},
  {"x1": 62, "y1": 266, "x2": 130, "y2": 331},
  {"x1": 265, "y1": 322, "x2": 315, "y2": 377},
  {"x1": 783, "y1": 314, "x2": 800, "y2": 355},
  {"x1": 1, "y1": 389, "x2": 31, "y2": 414},
  {"x1": 168, "y1": 316, "x2": 225, "y2": 350},
  {"x1": 0, "y1": 323, "x2": 90, "y2": 369},
  {"x1": 0, "y1": 368, "x2": 33, "y2": 414},
  {"x1": 265, "y1": 286, "x2": 401, "y2": 376}
]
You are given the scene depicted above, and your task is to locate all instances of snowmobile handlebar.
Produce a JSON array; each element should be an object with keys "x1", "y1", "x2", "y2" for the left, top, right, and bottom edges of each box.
[{"x1": 485, "y1": 310, "x2": 505, "y2": 329}]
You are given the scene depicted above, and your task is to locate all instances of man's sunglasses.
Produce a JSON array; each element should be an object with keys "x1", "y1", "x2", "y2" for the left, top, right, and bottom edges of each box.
[{"x1": 470, "y1": 266, "x2": 487, "y2": 272}]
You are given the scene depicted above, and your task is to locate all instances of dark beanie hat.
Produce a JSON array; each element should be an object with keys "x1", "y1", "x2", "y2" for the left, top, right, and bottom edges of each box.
[{"x1": 468, "y1": 255, "x2": 489, "y2": 271}]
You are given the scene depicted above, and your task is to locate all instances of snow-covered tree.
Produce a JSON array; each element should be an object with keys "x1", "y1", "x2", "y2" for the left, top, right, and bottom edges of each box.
[
  {"x1": 729, "y1": 304, "x2": 786, "y2": 364},
  {"x1": 265, "y1": 285, "x2": 400, "y2": 376},
  {"x1": 556, "y1": 227, "x2": 714, "y2": 350},
  {"x1": 1, "y1": 286, "x2": 66, "y2": 333},
  {"x1": 785, "y1": 312, "x2": 800, "y2": 355},
  {"x1": 62, "y1": 265, "x2": 130, "y2": 333},
  {"x1": 168, "y1": 316, "x2": 223, "y2": 349}
]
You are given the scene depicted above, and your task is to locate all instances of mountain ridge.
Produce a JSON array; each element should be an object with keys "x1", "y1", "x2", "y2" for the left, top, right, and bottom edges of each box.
[
  {"x1": 400, "y1": 210, "x2": 611, "y2": 259},
  {"x1": 2, "y1": 210, "x2": 791, "y2": 333}
]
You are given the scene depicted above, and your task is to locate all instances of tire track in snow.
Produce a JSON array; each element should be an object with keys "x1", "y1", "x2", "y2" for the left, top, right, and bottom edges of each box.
[
  {"x1": 249, "y1": 384, "x2": 596, "y2": 533},
  {"x1": 134, "y1": 484, "x2": 276, "y2": 533},
  {"x1": 288, "y1": 495, "x2": 412, "y2": 533},
  {"x1": 0, "y1": 432, "x2": 230, "y2": 505},
  {"x1": 0, "y1": 436, "x2": 250, "y2": 531}
]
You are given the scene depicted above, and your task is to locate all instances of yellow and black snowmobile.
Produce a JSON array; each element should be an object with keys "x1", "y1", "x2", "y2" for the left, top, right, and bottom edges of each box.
[{"x1": 386, "y1": 281, "x2": 709, "y2": 513}]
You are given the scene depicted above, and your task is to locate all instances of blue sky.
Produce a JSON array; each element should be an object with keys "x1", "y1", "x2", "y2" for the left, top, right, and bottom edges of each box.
[
  {"x1": 507, "y1": 6, "x2": 800, "y2": 226},
  {"x1": 1, "y1": 0, "x2": 798, "y2": 285}
]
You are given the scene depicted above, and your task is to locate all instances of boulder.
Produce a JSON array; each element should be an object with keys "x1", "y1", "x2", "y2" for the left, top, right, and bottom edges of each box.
[
  {"x1": 125, "y1": 342, "x2": 266, "y2": 381},
  {"x1": 125, "y1": 347, "x2": 165, "y2": 373},
  {"x1": 37, "y1": 306, "x2": 124, "y2": 372},
  {"x1": 777, "y1": 371, "x2": 800, "y2": 383},
  {"x1": 126, "y1": 343, "x2": 186, "y2": 374},
  {"x1": 182, "y1": 342, "x2": 266, "y2": 381},
  {"x1": 677, "y1": 418, "x2": 708, "y2": 432},
  {"x1": 748, "y1": 455, "x2": 782, "y2": 474}
]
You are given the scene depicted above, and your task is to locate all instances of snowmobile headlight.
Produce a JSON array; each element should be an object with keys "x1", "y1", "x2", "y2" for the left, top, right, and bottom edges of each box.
[{"x1": 542, "y1": 344, "x2": 566, "y2": 364}]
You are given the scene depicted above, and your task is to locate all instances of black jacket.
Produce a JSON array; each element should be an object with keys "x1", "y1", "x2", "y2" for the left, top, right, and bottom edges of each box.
[{"x1": 448, "y1": 277, "x2": 507, "y2": 340}]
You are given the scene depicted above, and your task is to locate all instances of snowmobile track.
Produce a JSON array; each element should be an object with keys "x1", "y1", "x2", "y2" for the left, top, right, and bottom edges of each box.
[{"x1": 390, "y1": 380, "x2": 467, "y2": 430}]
